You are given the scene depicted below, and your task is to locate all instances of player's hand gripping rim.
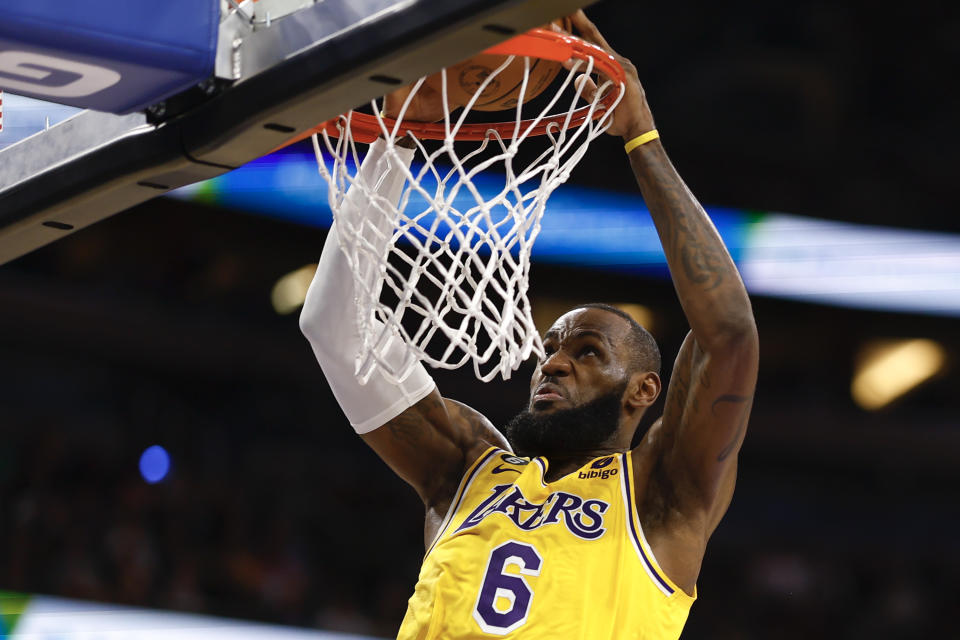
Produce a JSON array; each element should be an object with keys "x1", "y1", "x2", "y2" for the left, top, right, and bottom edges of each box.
[{"x1": 561, "y1": 10, "x2": 657, "y2": 141}]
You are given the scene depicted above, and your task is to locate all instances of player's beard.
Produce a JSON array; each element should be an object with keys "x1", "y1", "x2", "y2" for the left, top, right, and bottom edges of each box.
[{"x1": 504, "y1": 381, "x2": 627, "y2": 458}]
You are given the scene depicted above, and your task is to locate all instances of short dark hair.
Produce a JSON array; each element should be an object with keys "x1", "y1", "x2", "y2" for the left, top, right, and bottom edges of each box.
[{"x1": 571, "y1": 303, "x2": 661, "y2": 375}]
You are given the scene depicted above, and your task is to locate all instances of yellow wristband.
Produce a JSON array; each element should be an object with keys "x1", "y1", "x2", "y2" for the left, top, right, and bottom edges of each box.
[{"x1": 624, "y1": 129, "x2": 660, "y2": 153}]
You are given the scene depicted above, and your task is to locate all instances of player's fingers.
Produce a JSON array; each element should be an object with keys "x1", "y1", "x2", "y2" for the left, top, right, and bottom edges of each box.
[
  {"x1": 574, "y1": 73, "x2": 599, "y2": 102},
  {"x1": 570, "y1": 10, "x2": 614, "y2": 52}
]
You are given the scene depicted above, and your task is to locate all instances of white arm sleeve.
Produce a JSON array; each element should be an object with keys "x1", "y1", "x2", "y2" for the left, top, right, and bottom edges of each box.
[{"x1": 299, "y1": 138, "x2": 436, "y2": 433}]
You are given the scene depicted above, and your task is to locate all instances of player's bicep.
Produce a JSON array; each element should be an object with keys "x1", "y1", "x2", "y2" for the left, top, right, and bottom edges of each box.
[
  {"x1": 661, "y1": 328, "x2": 757, "y2": 518},
  {"x1": 361, "y1": 389, "x2": 507, "y2": 504}
]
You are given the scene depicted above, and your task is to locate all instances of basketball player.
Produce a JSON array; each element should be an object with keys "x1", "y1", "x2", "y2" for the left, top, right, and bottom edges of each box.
[{"x1": 299, "y1": 11, "x2": 758, "y2": 639}]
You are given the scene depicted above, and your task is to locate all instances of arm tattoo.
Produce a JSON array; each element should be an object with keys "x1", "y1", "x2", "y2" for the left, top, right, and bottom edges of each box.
[
  {"x1": 637, "y1": 154, "x2": 729, "y2": 291},
  {"x1": 386, "y1": 412, "x2": 423, "y2": 448},
  {"x1": 698, "y1": 365, "x2": 712, "y2": 390},
  {"x1": 666, "y1": 362, "x2": 691, "y2": 420},
  {"x1": 712, "y1": 394, "x2": 752, "y2": 462},
  {"x1": 385, "y1": 395, "x2": 444, "y2": 447},
  {"x1": 681, "y1": 236, "x2": 726, "y2": 291},
  {"x1": 468, "y1": 413, "x2": 491, "y2": 441}
]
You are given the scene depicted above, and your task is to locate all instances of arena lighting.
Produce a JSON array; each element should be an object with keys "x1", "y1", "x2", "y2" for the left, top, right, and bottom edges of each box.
[
  {"x1": 138, "y1": 445, "x2": 171, "y2": 484},
  {"x1": 169, "y1": 151, "x2": 960, "y2": 318},
  {"x1": 739, "y1": 214, "x2": 960, "y2": 316},
  {"x1": 2, "y1": 592, "x2": 380, "y2": 639},
  {"x1": 851, "y1": 339, "x2": 947, "y2": 410},
  {"x1": 271, "y1": 264, "x2": 317, "y2": 315}
]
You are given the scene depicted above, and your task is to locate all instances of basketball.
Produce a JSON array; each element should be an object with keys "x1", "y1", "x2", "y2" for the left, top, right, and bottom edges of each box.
[{"x1": 424, "y1": 16, "x2": 573, "y2": 112}]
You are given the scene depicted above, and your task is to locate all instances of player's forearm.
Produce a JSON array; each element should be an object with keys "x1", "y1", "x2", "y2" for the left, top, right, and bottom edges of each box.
[
  {"x1": 299, "y1": 139, "x2": 436, "y2": 433},
  {"x1": 628, "y1": 140, "x2": 755, "y2": 348}
]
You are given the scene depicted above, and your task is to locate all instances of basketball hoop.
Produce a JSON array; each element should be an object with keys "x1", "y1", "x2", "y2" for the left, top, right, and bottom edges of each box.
[
  {"x1": 286, "y1": 28, "x2": 624, "y2": 145},
  {"x1": 307, "y1": 27, "x2": 625, "y2": 384}
]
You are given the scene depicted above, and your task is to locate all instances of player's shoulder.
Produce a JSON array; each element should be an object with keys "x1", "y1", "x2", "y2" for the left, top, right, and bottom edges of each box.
[
  {"x1": 441, "y1": 397, "x2": 511, "y2": 462},
  {"x1": 421, "y1": 399, "x2": 509, "y2": 534}
]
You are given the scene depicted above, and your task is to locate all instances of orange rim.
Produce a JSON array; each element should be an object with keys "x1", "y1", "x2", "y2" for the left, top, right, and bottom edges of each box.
[{"x1": 278, "y1": 28, "x2": 624, "y2": 148}]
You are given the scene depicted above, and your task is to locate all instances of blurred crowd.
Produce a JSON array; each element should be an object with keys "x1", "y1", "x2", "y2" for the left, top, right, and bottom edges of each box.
[
  {"x1": 0, "y1": 346, "x2": 956, "y2": 639},
  {"x1": 0, "y1": 349, "x2": 426, "y2": 637}
]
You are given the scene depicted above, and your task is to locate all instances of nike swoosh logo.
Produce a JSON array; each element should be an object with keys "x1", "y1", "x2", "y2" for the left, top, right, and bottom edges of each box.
[{"x1": 491, "y1": 465, "x2": 521, "y2": 474}]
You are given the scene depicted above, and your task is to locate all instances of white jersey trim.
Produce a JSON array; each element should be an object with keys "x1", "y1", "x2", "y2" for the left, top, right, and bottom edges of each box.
[{"x1": 619, "y1": 452, "x2": 677, "y2": 597}]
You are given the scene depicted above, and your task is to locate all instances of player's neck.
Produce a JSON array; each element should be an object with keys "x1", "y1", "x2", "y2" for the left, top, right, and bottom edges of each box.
[{"x1": 540, "y1": 447, "x2": 624, "y2": 483}]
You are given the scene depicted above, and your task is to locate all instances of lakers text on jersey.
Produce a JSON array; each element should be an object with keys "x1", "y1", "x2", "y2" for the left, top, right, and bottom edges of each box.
[{"x1": 397, "y1": 448, "x2": 696, "y2": 639}]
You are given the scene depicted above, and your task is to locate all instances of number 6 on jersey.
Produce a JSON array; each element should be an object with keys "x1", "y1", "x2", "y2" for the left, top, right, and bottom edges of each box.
[{"x1": 473, "y1": 541, "x2": 543, "y2": 634}]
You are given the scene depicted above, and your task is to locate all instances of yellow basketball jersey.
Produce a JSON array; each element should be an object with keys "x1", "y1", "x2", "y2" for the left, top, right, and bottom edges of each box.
[{"x1": 397, "y1": 447, "x2": 696, "y2": 639}]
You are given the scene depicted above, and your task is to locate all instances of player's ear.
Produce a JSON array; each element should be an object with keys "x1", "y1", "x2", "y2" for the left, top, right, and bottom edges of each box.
[{"x1": 626, "y1": 371, "x2": 660, "y2": 409}]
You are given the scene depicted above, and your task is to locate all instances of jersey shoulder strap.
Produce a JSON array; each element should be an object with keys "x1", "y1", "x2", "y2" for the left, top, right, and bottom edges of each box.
[{"x1": 425, "y1": 446, "x2": 502, "y2": 555}]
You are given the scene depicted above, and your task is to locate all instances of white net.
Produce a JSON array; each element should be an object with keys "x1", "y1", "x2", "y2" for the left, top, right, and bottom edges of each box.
[{"x1": 312, "y1": 50, "x2": 622, "y2": 384}]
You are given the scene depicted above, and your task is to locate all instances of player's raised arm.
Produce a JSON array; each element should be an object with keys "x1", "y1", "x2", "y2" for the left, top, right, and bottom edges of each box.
[
  {"x1": 572, "y1": 11, "x2": 758, "y2": 532},
  {"x1": 298, "y1": 129, "x2": 507, "y2": 514}
]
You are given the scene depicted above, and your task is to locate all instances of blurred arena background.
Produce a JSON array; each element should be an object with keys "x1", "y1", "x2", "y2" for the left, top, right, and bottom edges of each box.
[{"x1": 1, "y1": 1, "x2": 958, "y2": 638}]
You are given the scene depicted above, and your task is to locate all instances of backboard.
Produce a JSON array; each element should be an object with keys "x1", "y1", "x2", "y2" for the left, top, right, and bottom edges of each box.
[{"x1": 0, "y1": 0, "x2": 595, "y2": 265}]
